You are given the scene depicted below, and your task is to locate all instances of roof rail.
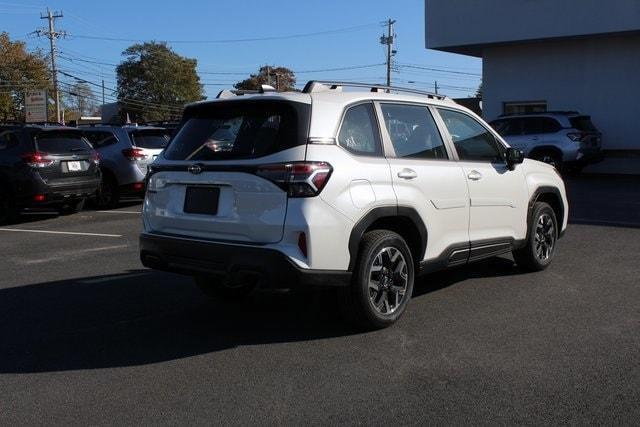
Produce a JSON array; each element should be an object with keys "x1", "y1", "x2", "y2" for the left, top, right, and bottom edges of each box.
[{"x1": 302, "y1": 80, "x2": 449, "y2": 101}]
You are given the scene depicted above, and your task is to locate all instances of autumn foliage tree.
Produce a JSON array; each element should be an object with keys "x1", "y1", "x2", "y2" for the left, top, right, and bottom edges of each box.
[
  {"x1": 116, "y1": 42, "x2": 204, "y2": 122},
  {"x1": 0, "y1": 32, "x2": 51, "y2": 121},
  {"x1": 234, "y1": 65, "x2": 296, "y2": 92}
]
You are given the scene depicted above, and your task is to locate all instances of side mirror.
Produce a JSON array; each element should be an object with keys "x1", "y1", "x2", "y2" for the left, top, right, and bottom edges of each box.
[{"x1": 506, "y1": 147, "x2": 524, "y2": 170}]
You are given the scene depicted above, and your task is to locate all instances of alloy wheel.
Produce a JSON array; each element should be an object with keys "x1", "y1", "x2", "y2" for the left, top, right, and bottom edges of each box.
[
  {"x1": 368, "y1": 247, "x2": 408, "y2": 315},
  {"x1": 535, "y1": 213, "x2": 555, "y2": 261}
]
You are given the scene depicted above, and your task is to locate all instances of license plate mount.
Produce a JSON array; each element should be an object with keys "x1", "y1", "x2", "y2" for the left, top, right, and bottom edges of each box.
[
  {"x1": 66, "y1": 161, "x2": 82, "y2": 172},
  {"x1": 184, "y1": 186, "x2": 220, "y2": 215}
]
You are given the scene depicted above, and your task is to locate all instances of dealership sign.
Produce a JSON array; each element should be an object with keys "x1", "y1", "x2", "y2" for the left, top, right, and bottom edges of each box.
[{"x1": 25, "y1": 90, "x2": 47, "y2": 123}]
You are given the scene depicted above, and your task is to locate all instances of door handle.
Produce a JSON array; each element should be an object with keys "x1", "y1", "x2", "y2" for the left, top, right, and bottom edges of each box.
[
  {"x1": 467, "y1": 170, "x2": 482, "y2": 181},
  {"x1": 397, "y1": 168, "x2": 418, "y2": 180}
]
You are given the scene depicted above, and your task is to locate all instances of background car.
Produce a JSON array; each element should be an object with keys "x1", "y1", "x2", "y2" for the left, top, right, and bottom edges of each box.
[
  {"x1": 489, "y1": 111, "x2": 603, "y2": 172},
  {"x1": 0, "y1": 123, "x2": 101, "y2": 223},
  {"x1": 80, "y1": 125, "x2": 171, "y2": 208}
]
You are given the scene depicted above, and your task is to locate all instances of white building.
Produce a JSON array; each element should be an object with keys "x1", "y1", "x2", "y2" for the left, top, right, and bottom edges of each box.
[{"x1": 425, "y1": 0, "x2": 640, "y2": 162}]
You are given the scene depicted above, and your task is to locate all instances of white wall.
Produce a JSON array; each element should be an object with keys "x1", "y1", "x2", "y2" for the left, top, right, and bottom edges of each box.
[
  {"x1": 483, "y1": 34, "x2": 640, "y2": 150},
  {"x1": 426, "y1": 0, "x2": 640, "y2": 55}
]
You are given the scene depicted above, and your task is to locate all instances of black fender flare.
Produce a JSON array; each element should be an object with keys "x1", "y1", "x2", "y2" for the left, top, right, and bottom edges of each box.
[
  {"x1": 527, "y1": 186, "x2": 565, "y2": 238},
  {"x1": 347, "y1": 206, "x2": 428, "y2": 271}
]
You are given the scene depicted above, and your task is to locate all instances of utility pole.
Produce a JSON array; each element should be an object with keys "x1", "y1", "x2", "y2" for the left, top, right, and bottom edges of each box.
[
  {"x1": 275, "y1": 73, "x2": 281, "y2": 91},
  {"x1": 36, "y1": 9, "x2": 65, "y2": 123},
  {"x1": 380, "y1": 19, "x2": 396, "y2": 87},
  {"x1": 434, "y1": 80, "x2": 439, "y2": 94}
]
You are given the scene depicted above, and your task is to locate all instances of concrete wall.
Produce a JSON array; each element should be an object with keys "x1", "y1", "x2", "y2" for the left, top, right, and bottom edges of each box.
[
  {"x1": 426, "y1": 0, "x2": 640, "y2": 55},
  {"x1": 483, "y1": 34, "x2": 640, "y2": 150}
]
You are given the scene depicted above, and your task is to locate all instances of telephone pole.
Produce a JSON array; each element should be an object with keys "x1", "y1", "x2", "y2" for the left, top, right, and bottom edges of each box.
[
  {"x1": 36, "y1": 9, "x2": 65, "y2": 123},
  {"x1": 380, "y1": 19, "x2": 396, "y2": 87}
]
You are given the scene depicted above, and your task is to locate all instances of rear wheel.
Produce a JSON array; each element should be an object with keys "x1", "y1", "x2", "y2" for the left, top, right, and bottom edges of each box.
[
  {"x1": 340, "y1": 230, "x2": 414, "y2": 329},
  {"x1": 60, "y1": 198, "x2": 85, "y2": 215},
  {"x1": 0, "y1": 190, "x2": 18, "y2": 225},
  {"x1": 194, "y1": 275, "x2": 256, "y2": 300},
  {"x1": 94, "y1": 173, "x2": 119, "y2": 209},
  {"x1": 513, "y1": 202, "x2": 558, "y2": 272}
]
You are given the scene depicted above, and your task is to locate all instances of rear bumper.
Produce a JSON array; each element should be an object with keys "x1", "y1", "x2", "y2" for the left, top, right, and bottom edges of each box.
[
  {"x1": 139, "y1": 232, "x2": 351, "y2": 288},
  {"x1": 18, "y1": 176, "x2": 101, "y2": 207},
  {"x1": 571, "y1": 148, "x2": 604, "y2": 165}
]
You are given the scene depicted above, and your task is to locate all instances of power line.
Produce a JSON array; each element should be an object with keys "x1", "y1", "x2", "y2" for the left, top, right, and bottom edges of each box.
[
  {"x1": 67, "y1": 22, "x2": 384, "y2": 44},
  {"x1": 396, "y1": 63, "x2": 481, "y2": 77}
]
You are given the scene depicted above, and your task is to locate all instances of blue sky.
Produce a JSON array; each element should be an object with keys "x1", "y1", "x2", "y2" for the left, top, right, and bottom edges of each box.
[{"x1": 2, "y1": 0, "x2": 481, "y2": 100}]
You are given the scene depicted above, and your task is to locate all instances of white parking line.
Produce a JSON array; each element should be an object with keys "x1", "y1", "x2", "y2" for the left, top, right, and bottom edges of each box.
[
  {"x1": 95, "y1": 210, "x2": 141, "y2": 214},
  {"x1": 22, "y1": 244, "x2": 131, "y2": 265},
  {"x1": 0, "y1": 228, "x2": 122, "y2": 237}
]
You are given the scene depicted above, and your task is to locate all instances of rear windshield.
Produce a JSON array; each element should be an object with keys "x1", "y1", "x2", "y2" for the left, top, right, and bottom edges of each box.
[
  {"x1": 569, "y1": 116, "x2": 597, "y2": 132},
  {"x1": 32, "y1": 130, "x2": 92, "y2": 153},
  {"x1": 129, "y1": 129, "x2": 171, "y2": 149},
  {"x1": 163, "y1": 100, "x2": 310, "y2": 161}
]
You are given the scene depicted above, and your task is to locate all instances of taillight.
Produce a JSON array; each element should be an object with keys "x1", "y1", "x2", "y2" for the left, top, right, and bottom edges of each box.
[
  {"x1": 567, "y1": 132, "x2": 584, "y2": 142},
  {"x1": 91, "y1": 151, "x2": 100, "y2": 165},
  {"x1": 122, "y1": 148, "x2": 147, "y2": 161},
  {"x1": 22, "y1": 151, "x2": 54, "y2": 168},
  {"x1": 255, "y1": 162, "x2": 332, "y2": 197}
]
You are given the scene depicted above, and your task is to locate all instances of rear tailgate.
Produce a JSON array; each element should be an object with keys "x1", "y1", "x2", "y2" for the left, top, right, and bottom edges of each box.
[
  {"x1": 128, "y1": 128, "x2": 170, "y2": 173},
  {"x1": 143, "y1": 99, "x2": 311, "y2": 244},
  {"x1": 30, "y1": 129, "x2": 99, "y2": 186}
]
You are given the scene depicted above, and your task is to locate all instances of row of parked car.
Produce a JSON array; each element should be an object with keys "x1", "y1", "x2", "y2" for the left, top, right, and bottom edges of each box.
[{"x1": 0, "y1": 122, "x2": 172, "y2": 224}]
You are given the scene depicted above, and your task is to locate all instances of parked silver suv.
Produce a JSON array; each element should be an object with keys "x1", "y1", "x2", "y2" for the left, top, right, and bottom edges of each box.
[
  {"x1": 489, "y1": 111, "x2": 603, "y2": 172},
  {"x1": 81, "y1": 125, "x2": 170, "y2": 208}
]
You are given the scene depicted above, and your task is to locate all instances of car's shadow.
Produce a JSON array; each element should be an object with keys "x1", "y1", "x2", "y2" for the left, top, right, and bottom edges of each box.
[{"x1": 0, "y1": 257, "x2": 519, "y2": 374}]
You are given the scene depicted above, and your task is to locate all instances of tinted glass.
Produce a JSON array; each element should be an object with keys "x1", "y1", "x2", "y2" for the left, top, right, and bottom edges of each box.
[
  {"x1": 522, "y1": 117, "x2": 561, "y2": 134},
  {"x1": 438, "y1": 109, "x2": 505, "y2": 162},
  {"x1": 381, "y1": 104, "x2": 447, "y2": 159},
  {"x1": 0, "y1": 131, "x2": 19, "y2": 150},
  {"x1": 83, "y1": 131, "x2": 117, "y2": 148},
  {"x1": 338, "y1": 103, "x2": 382, "y2": 156},
  {"x1": 164, "y1": 101, "x2": 309, "y2": 161},
  {"x1": 569, "y1": 116, "x2": 597, "y2": 132},
  {"x1": 129, "y1": 129, "x2": 170, "y2": 149},
  {"x1": 490, "y1": 119, "x2": 522, "y2": 136},
  {"x1": 32, "y1": 130, "x2": 93, "y2": 153}
]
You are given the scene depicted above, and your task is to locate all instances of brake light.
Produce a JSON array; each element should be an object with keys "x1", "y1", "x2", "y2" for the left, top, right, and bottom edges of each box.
[
  {"x1": 22, "y1": 151, "x2": 54, "y2": 168},
  {"x1": 91, "y1": 151, "x2": 100, "y2": 165},
  {"x1": 33, "y1": 194, "x2": 46, "y2": 202},
  {"x1": 255, "y1": 162, "x2": 332, "y2": 197},
  {"x1": 567, "y1": 133, "x2": 584, "y2": 142},
  {"x1": 122, "y1": 148, "x2": 147, "y2": 161}
]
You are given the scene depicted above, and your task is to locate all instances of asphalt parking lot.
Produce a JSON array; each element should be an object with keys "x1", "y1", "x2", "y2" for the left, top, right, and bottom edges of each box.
[{"x1": 1, "y1": 176, "x2": 639, "y2": 425}]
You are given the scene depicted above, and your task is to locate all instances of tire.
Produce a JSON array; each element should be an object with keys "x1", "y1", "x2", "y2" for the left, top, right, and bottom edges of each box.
[
  {"x1": 94, "y1": 173, "x2": 120, "y2": 209},
  {"x1": 531, "y1": 151, "x2": 563, "y2": 170},
  {"x1": 513, "y1": 202, "x2": 558, "y2": 272},
  {"x1": 60, "y1": 198, "x2": 86, "y2": 215},
  {"x1": 194, "y1": 274, "x2": 256, "y2": 301},
  {"x1": 0, "y1": 190, "x2": 18, "y2": 225},
  {"x1": 339, "y1": 230, "x2": 415, "y2": 330}
]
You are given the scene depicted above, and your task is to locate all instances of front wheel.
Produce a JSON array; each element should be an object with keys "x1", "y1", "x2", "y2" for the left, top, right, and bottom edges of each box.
[
  {"x1": 513, "y1": 202, "x2": 558, "y2": 271},
  {"x1": 94, "y1": 174, "x2": 120, "y2": 209},
  {"x1": 340, "y1": 230, "x2": 415, "y2": 330}
]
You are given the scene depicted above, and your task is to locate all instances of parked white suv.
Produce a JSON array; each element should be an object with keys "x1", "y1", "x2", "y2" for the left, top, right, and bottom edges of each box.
[{"x1": 140, "y1": 81, "x2": 568, "y2": 329}]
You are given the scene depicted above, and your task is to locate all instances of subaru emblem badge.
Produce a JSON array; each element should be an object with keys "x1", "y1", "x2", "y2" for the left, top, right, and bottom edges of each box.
[{"x1": 188, "y1": 164, "x2": 202, "y2": 175}]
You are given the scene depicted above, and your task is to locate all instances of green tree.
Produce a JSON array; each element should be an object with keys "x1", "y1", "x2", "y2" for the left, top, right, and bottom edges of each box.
[
  {"x1": 0, "y1": 32, "x2": 51, "y2": 121},
  {"x1": 234, "y1": 65, "x2": 296, "y2": 92},
  {"x1": 475, "y1": 81, "x2": 483, "y2": 99},
  {"x1": 64, "y1": 81, "x2": 95, "y2": 117},
  {"x1": 116, "y1": 42, "x2": 204, "y2": 122}
]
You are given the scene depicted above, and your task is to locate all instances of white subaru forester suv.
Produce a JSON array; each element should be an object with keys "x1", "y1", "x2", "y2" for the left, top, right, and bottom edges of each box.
[{"x1": 140, "y1": 81, "x2": 568, "y2": 329}]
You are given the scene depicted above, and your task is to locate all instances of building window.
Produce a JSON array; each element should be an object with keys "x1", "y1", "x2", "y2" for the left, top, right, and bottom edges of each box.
[{"x1": 503, "y1": 101, "x2": 547, "y2": 115}]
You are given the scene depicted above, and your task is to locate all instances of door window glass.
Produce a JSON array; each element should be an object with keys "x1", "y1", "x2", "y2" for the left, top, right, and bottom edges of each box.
[
  {"x1": 438, "y1": 109, "x2": 505, "y2": 163},
  {"x1": 83, "y1": 131, "x2": 118, "y2": 148},
  {"x1": 337, "y1": 103, "x2": 382, "y2": 156},
  {"x1": 522, "y1": 117, "x2": 561, "y2": 134},
  {"x1": 380, "y1": 104, "x2": 448, "y2": 160}
]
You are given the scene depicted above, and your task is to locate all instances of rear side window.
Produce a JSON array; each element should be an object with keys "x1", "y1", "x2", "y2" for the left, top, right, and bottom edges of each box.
[
  {"x1": 522, "y1": 117, "x2": 561, "y2": 134},
  {"x1": 337, "y1": 103, "x2": 382, "y2": 156},
  {"x1": 380, "y1": 103, "x2": 448, "y2": 160},
  {"x1": 84, "y1": 131, "x2": 118, "y2": 148},
  {"x1": 163, "y1": 100, "x2": 310, "y2": 161},
  {"x1": 31, "y1": 130, "x2": 93, "y2": 154},
  {"x1": 438, "y1": 108, "x2": 505, "y2": 163},
  {"x1": 569, "y1": 116, "x2": 597, "y2": 132},
  {"x1": 129, "y1": 129, "x2": 170, "y2": 149},
  {"x1": 0, "y1": 131, "x2": 20, "y2": 150}
]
